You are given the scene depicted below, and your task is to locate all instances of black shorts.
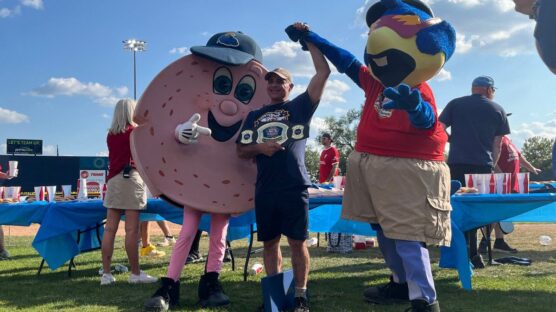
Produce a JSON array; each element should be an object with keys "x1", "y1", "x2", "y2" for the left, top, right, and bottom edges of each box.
[{"x1": 255, "y1": 187, "x2": 309, "y2": 242}]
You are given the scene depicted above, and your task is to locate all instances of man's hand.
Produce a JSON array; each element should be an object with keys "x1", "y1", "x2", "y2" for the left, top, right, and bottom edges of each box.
[
  {"x1": 175, "y1": 113, "x2": 212, "y2": 144},
  {"x1": 514, "y1": 0, "x2": 536, "y2": 15},
  {"x1": 531, "y1": 167, "x2": 542, "y2": 175},
  {"x1": 258, "y1": 141, "x2": 284, "y2": 157},
  {"x1": 382, "y1": 84, "x2": 422, "y2": 112}
]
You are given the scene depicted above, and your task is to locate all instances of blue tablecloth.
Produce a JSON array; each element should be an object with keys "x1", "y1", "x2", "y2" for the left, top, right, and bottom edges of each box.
[
  {"x1": 439, "y1": 193, "x2": 556, "y2": 290},
  {"x1": 3, "y1": 193, "x2": 555, "y2": 290},
  {"x1": 2, "y1": 196, "x2": 374, "y2": 271}
]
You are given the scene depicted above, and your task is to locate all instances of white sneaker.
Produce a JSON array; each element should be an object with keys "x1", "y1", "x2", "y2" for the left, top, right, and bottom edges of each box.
[
  {"x1": 128, "y1": 270, "x2": 158, "y2": 284},
  {"x1": 100, "y1": 273, "x2": 116, "y2": 285},
  {"x1": 157, "y1": 236, "x2": 176, "y2": 247}
]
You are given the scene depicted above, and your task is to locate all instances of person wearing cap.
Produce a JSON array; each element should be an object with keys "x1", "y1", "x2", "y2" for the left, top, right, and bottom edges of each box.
[
  {"x1": 319, "y1": 133, "x2": 340, "y2": 184},
  {"x1": 439, "y1": 75, "x2": 511, "y2": 268},
  {"x1": 236, "y1": 22, "x2": 330, "y2": 312},
  {"x1": 143, "y1": 30, "x2": 268, "y2": 311}
]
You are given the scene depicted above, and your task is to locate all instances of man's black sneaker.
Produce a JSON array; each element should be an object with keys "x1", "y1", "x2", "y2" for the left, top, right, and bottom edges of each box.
[
  {"x1": 294, "y1": 297, "x2": 309, "y2": 312},
  {"x1": 364, "y1": 277, "x2": 409, "y2": 304},
  {"x1": 478, "y1": 237, "x2": 488, "y2": 254},
  {"x1": 405, "y1": 299, "x2": 440, "y2": 312},
  {"x1": 493, "y1": 239, "x2": 518, "y2": 253},
  {"x1": 470, "y1": 254, "x2": 485, "y2": 269},
  {"x1": 185, "y1": 251, "x2": 204, "y2": 264}
]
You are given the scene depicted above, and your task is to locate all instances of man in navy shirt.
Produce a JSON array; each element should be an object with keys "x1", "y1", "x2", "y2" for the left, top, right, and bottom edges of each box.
[
  {"x1": 439, "y1": 76, "x2": 511, "y2": 269},
  {"x1": 236, "y1": 22, "x2": 330, "y2": 312}
]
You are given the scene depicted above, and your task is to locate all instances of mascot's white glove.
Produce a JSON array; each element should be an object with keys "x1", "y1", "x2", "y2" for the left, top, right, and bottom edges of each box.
[{"x1": 174, "y1": 113, "x2": 212, "y2": 144}]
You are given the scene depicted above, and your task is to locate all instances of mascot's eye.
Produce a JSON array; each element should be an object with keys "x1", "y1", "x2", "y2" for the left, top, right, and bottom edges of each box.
[
  {"x1": 213, "y1": 67, "x2": 233, "y2": 95},
  {"x1": 234, "y1": 75, "x2": 256, "y2": 104}
]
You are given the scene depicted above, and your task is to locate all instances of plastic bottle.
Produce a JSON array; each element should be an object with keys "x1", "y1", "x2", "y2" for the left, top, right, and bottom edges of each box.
[
  {"x1": 306, "y1": 237, "x2": 318, "y2": 247},
  {"x1": 250, "y1": 263, "x2": 263, "y2": 275},
  {"x1": 539, "y1": 235, "x2": 552, "y2": 246}
]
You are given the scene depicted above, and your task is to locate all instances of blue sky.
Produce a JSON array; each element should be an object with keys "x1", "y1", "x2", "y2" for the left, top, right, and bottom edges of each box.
[{"x1": 1, "y1": 0, "x2": 554, "y2": 156}]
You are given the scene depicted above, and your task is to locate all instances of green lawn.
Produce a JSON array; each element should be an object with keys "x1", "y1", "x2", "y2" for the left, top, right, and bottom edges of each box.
[{"x1": 1, "y1": 225, "x2": 556, "y2": 311}]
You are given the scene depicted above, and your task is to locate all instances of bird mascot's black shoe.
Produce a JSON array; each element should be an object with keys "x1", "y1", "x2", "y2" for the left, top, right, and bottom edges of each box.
[
  {"x1": 144, "y1": 277, "x2": 180, "y2": 312},
  {"x1": 198, "y1": 272, "x2": 230, "y2": 308}
]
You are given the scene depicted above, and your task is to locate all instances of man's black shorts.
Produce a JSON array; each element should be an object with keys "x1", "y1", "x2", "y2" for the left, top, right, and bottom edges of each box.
[{"x1": 255, "y1": 187, "x2": 309, "y2": 242}]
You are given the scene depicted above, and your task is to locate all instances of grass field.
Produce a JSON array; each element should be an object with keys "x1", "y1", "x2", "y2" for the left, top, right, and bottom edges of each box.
[{"x1": 1, "y1": 224, "x2": 556, "y2": 311}]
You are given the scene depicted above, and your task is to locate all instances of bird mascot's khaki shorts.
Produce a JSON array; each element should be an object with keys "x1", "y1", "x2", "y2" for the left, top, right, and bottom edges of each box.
[{"x1": 342, "y1": 151, "x2": 452, "y2": 246}]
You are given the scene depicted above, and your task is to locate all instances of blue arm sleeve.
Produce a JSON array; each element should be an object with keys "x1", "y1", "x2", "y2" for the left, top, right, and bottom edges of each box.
[
  {"x1": 302, "y1": 31, "x2": 363, "y2": 86},
  {"x1": 407, "y1": 101, "x2": 435, "y2": 129}
]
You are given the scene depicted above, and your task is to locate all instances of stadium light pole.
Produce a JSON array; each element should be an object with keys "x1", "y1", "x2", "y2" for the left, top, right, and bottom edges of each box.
[{"x1": 122, "y1": 39, "x2": 147, "y2": 100}]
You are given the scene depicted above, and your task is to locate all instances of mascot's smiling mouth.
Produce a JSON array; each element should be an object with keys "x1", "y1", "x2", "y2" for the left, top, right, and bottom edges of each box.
[
  {"x1": 365, "y1": 49, "x2": 415, "y2": 87},
  {"x1": 208, "y1": 111, "x2": 242, "y2": 142}
]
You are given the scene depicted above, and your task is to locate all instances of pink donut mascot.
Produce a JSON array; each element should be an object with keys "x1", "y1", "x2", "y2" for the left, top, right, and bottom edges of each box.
[{"x1": 133, "y1": 32, "x2": 269, "y2": 311}]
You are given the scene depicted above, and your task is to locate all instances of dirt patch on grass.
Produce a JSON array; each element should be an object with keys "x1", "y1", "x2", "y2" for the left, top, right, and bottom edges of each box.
[{"x1": 4, "y1": 222, "x2": 183, "y2": 237}]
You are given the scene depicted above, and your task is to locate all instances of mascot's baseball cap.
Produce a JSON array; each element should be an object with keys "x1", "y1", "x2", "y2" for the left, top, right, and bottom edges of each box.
[
  {"x1": 264, "y1": 67, "x2": 293, "y2": 83},
  {"x1": 472, "y1": 76, "x2": 496, "y2": 89},
  {"x1": 190, "y1": 31, "x2": 263, "y2": 65}
]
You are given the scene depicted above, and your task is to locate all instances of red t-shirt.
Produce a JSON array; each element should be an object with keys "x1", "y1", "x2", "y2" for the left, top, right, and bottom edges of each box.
[
  {"x1": 497, "y1": 135, "x2": 521, "y2": 193},
  {"x1": 354, "y1": 66, "x2": 447, "y2": 161},
  {"x1": 319, "y1": 146, "x2": 340, "y2": 183},
  {"x1": 107, "y1": 125, "x2": 135, "y2": 181}
]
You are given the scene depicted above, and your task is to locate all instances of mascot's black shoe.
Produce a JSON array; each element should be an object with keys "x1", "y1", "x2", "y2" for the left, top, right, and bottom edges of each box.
[
  {"x1": 405, "y1": 299, "x2": 440, "y2": 312},
  {"x1": 144, "y1": 277, "x2": 180, "y2": 312},
  {"x1": 198, "y1": 272, "x2": 230, "y2": 308},
  {"x1": 364, "y1": 276, "x2": 409, "y2": 304}
]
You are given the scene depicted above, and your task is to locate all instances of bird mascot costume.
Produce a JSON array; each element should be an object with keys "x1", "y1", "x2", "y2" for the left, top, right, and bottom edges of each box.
[{"x1": 287, "y1": 1, "x2": 455, "y2": 311}]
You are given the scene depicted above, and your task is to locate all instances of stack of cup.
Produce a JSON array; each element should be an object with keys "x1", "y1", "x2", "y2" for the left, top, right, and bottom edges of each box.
[
  {"x1": 8, "y1": 160, "x2": 18, "y2": 177},
  {"x1": 62, "y1": 185, "x2": 72, "y2": 198},
  {"x1": 333, "y1": 176, "x2": 344, "y2": 190},
  {"x1": 34, "y1": 186, "x2": 46, "y2": 201},
  {"x1": 77, "y1": 178, "x2": 88, "y2": 199},
  {"x1": 46, "y1": 186, "x2": 57, "y2": 202}
]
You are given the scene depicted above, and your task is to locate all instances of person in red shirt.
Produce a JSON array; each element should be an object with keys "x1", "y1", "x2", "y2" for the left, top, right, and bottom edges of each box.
[
  {"x1": 319, "y1": 133, "x2": 340, "y2": 184},
  {"x1": 100, "y1": 99, "x2": 157, "y2": 286},
  {"x1": 479, "y1": 134, "x2": 541, "y2": 254}
]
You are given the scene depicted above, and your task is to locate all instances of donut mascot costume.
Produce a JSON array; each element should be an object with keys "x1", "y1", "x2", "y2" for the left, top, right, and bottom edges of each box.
[
  {"x1": 287, "y1": 1, "x2": 455, "y2": 311},
  {"x1": 133, "y1": 32, "x2": 269, "y2": 311}
]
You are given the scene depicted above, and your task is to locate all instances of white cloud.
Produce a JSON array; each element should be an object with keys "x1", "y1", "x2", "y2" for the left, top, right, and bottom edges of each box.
[
  {"x1": 263, "y1": 41, "x2": 323, "y2": 78},
  {"x1": 434, "y1": 68, "x2": 452, "y2": 82},
  {"x1": 447, "y1": 0, "x2": 483, "y2": 8},
  {"x1": 0, "y1": 107, "x2": 29, "y2": 124},
  {"x1": 263, "y1": 41, "x2": 340, "y2": 81},
  {"x1": 96, "y1": 150, "x2": 109, "y2": 156},
  {"x1": 322, "y1": 79, "x2": 351, "y2": 104},
  {"x1": 0, "y1": 144, "x2": 6, "y2": 154},
  {"x1": 169, "y1": 47, "x2": 189, "y2": 55},
  {"x1": 28, "y1": 77, "x2": 129, "y2": 106},
  {"x1": 0, "y1": 8, "x2": 11, "y2": 17},
  {"x1": 310, "y1": 116, "x2": 327, "y2": 132},
  {"x1": 21, "y1": 0, "x2": 43, "y2": 10},
  {"x1": 511, "y1": 119, "x2": 556, "y2": 148},
  {"x1": 101, "y1": 113, "x2": 110, "y2": 119}
]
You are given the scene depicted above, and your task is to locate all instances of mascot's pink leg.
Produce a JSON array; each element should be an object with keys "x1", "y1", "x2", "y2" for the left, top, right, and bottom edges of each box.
[
  {"x1": 206, "y1": 213, "x2": 230, "y2": 273},
  {"x1": 166, "y1": 206, "x2": 202, "y2": 281}
]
